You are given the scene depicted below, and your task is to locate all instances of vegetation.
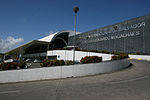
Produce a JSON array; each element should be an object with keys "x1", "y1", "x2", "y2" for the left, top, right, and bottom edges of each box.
[
  {"x1": 18, "y1": 61, "x2": 26, "y2": 69},
  {"x1": 40, "y1": 60, "x2": 65, "y2": 67},
  {"x1": 0, "y1": 62, "x2": 26, "y2": 70},
  {"x1": 111, "y1": 53, "x2": 129, "y2": 60},
  {"x1": 80, "y1": 56, "x2": 102, "y2": 64},
  {"x1": 65, "y1": 60, "x2": 74, "y2": 65}
]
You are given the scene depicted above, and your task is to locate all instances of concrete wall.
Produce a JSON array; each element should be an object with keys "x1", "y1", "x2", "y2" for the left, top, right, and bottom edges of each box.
[
  {"x1": 47, "y1": 50, "x2": 113, "y2": 62},
  {"x1": 0, "y1": 59, "x2": 130, "y2": 83}
]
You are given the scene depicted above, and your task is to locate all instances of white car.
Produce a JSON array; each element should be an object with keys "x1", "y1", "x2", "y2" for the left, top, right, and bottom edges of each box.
[
  {"x1": 33, "y1": 59, "x2": 41, "y2": 63},
  {"x1": 25, "y1": 63, "x2": 32, "y2": 68}
]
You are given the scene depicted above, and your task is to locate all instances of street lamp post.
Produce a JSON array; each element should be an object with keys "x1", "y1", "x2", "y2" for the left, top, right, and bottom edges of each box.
[
  {"x1": 46, "y1": 42, "x2": 50, "y2": 59},
  {"x1": 73, "y1": 7, "x2": 79, "y2": 64}
]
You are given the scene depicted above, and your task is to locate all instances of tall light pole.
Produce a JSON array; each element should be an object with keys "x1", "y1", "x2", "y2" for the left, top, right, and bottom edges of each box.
[
  {"x1": 46, "y1": 42, "x2": 50, "y2": 59},
  {"x1": 73, "y1": 7, "x2": 79, "y2": 64}
]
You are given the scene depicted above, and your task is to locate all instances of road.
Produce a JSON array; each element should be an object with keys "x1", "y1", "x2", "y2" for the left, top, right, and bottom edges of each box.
[{"x1": 0, "y1": 59, "x2": 150, "y2": 100}]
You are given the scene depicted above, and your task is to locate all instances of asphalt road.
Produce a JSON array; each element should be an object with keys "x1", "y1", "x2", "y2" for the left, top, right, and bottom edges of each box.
[{"x1": 0, "y1": 59, "x2": 150, "y2": 100}]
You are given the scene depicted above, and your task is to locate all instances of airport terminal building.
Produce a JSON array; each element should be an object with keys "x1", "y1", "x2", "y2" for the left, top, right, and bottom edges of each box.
[
  {"x1": 6, "y1": 14, "x2": 150, "y2": 60},
  {"x1": 69, "y1": 14, "x2": 150, "y2": 54}
]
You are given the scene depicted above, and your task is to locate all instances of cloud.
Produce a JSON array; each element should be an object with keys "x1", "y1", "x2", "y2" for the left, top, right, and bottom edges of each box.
[{"x1": 0, "y1": 36, "x2": 24, "y2": 53}]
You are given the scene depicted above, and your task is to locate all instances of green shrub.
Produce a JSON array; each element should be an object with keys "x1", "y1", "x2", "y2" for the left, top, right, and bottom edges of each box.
[
  {"x1": 0, "y1": 63, "x2": 9, "y2": 70},
  {"x1": 0, "y1": 61, "x2": 26, "y2": 70},
  {"x1": 58, "y1": 60, "x2": 65, "y2": 66},
  {"x1": 53, "y1": 60, "x2": 60, "y2": 66},
  {"x1": 119, "y1": 53, "x2": 129, "y2": 59},
  {"x1": 10, "y1": 62, "x2": 18, "y2": 69},
  {"x1": 80, "y1": 56, "x2": 102, "y2": 64},
  {"x1": 18, "y1": 62, "x2": 26, "y2": 69},
  {"x1": 111, "y1": 53, "x2": 129, "y2": 60},
  {"x1": 111, "y1": 55, "x2": 118, "y2": 60},
  {"x1": 65, "y1": 60, "x2": 74, "y2": 65},
  {"x1": 48, "y1": 60, "x2": 53, "y2": 66},
  {"x1": 40, "y1": 59, "x2": 65, "y2": 67}
]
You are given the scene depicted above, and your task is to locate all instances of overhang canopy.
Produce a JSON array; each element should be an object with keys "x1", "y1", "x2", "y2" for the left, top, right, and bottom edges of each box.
[
  {"x1": 5, "y1": 30, "x2": 75, "y2": 56},
  {"x1": 38, "y1": 30, "x2": 75, "y2": 42}
]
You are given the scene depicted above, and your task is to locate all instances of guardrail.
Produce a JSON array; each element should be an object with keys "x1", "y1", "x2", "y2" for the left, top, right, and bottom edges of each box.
[{"x1": 0, "y1": 59, "x2": 130, "y2": 83}]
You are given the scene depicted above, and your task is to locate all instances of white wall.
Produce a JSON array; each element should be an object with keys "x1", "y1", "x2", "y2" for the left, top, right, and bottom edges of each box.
[
  {"x1": 0, "y1": 59, "x2": 130, "y2": 83},
  {"x1": 129, "y1": 55, "x2": 150, "y2": 60},
  {"x1": 47, "y1": 50, "x2": 113, "y2": 62}
]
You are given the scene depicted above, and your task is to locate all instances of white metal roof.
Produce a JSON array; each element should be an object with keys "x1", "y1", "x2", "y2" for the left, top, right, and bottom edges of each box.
[
  {"x1": 38, "y1": 32, "x2": 59, "y2": 42},
  {"x1": 38, "y1": 30, "x2": 80, "y2": 42},
  {"x1": 5, "y1": 30, "x2": 81, "y2": 54}
]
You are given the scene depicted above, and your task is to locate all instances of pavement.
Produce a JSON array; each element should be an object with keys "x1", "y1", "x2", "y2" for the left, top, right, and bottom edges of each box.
[
  {"x1": 0, "y1": 59, "x2": 150, "y2": 100},
  {"x1": 29, "y1": 63, "x2": 41, "y2": 68}
]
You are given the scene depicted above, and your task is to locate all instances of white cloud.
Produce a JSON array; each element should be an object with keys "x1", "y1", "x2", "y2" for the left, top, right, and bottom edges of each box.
[{"x1": 0, "y1": 36, "x2": 24, "y2": 53}]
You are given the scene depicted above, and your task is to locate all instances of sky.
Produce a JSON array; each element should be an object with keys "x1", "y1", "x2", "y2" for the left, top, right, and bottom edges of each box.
[{"x1": 0, "y1": 0, "x2": 150, "y2": 53}]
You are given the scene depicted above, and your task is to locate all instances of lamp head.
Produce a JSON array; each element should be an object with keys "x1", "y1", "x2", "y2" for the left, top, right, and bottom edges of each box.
[{"x1": 73, "y1": 7, "x2": 79, "y2": 13}]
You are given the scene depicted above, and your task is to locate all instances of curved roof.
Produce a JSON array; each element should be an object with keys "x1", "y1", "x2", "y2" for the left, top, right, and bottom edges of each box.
[
  {"x1": 5, "y1": 30, "x2": 78, "y2": 54},
  {"x1": 38, "y1": 32, "x2": 58, "y2": 42},
  {"x1": 38, "y1": 30, "x2": 75, "y2": 42}
]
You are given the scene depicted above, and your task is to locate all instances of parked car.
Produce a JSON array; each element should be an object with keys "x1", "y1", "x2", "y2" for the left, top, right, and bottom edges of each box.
[
  {"x1": 26, "y1": 59, "x2": 31, "y2": 62},
  {"x1": 33, "y1": 59, "x2": 41, "y2": 63},
  {"x1": 25, "y1": 63, "x2": 32, "y2": 68},
  {"x1": 4, "y1": 59, "x2": 19, "y2": 63},
  {"x1": 25, "y1": 59, "x2": 32, "y2": 68}
]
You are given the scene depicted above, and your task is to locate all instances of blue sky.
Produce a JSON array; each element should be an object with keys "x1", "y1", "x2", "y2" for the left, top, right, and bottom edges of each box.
[{"x1": 0, "y1": 0, "x2": 150, "y2": 52}]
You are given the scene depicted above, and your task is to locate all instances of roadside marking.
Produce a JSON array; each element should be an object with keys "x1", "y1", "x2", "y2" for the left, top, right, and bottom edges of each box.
[
  {"x1": 137, "y1": 58, "x2": 142, "y2": 60},
  {"x1": 147, "y1": 59, "x2": 150, "y2": 61},
  {"x1": 130, "y1": 58, "x2": 150, "y2": 61},
  {"x1": 108, "y1": 75, "x2": 150, "y2": 84},
  {"x1": 0, "y1": 90, "x2": 20, "y2": 94}
]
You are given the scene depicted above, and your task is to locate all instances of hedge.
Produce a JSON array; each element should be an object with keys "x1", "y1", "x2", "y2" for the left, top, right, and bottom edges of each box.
[
  {"x1": 0, "y1": 61, "x2": 26, "y2": 70},
  {"x1": 40, "y1": 60, "x2": 65, "y2": 67},
  {"x1": 80, "y1": 56, "x2": 102, "y2": 64},
  {"x1": 65, "y1": 60, "x2": 74, "y2": 65},
  {"x1": 111, "y1": 53, "x2": 129, "y2": 60}
]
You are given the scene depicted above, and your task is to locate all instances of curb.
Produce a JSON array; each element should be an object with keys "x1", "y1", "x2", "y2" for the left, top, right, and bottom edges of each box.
[{"x1": 129, "y1": 58, "x2": 150, "y2": 61}]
